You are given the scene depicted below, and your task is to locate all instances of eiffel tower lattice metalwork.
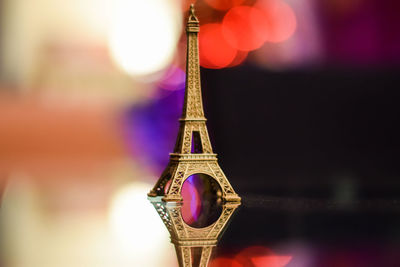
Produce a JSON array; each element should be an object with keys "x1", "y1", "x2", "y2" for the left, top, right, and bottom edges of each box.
[{"x1": 148, "y1": 4, "x2": 240, "y2": 203}]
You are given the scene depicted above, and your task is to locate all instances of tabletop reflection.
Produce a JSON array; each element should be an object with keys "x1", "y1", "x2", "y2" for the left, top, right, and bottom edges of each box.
[{"x1": 149, "y1": 196, "x2": 239, "y2": 267}]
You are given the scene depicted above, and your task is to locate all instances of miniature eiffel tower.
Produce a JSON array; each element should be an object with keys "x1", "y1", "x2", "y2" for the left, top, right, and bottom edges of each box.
[
  {"x1": 148, "y1": 4, "x2": 240, "y2": 202},
  {"x1": 149, "y1": 197, "x2": 240, "y2": 267}
]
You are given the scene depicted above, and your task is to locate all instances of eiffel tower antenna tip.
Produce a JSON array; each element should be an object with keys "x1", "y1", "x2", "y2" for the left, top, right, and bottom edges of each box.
[{"x1": 188, "y1": 3, "x2": 198, "y2": 22}]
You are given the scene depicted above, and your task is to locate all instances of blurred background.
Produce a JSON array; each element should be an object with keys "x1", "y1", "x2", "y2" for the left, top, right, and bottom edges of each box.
[{"x1": 0, "y1": 0, "x2": 400, "y2": 266}]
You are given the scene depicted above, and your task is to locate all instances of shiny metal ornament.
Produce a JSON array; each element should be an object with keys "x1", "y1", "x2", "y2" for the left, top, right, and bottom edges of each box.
[{"x1": 148, "y1": 4, "x2": 241, "y2": 203}]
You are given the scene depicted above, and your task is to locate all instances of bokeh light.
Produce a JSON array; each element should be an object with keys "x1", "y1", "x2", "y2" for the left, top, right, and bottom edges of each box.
[
  {"x1": 123, "y1": 87, "x2": 184, "y2": 172},
  {"x1": 250, "y1": 255, "x2": 293, "y2": 267},
  {"x1": 109, "y1": 182, "x2": 169, "y2": 256},
  {"x1": 158, "y1": 65, "x2": 186, "y2": 91},
  {"x1": 200, "y1": 23, "x2": 237, "y2": 69},
  {"x1": 255, "y1": 0, "x2": 297, "y2": 43},
  {"x1": 235, "y1": 246, "x2": 293, "y2": 267},
  {"x1": 204, "y1": 0, "x2": 245, "y2": 11},
  {"x1": 222, "y1": 6, "x2": 268, "y2": 51},
  {"x1": 228, "y1": 50, "x2": 249, "y2": 67},
  {"x1": 210, "y1": 257, "x2": 243, "y2": 267},
  {"x1": 108, "y1": 0, "x2": 181, "y2": 76}
]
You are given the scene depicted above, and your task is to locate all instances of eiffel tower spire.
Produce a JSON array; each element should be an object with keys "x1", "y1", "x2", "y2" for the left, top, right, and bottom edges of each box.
[
  {"x1": 148, "y1": 4, "x2": 240, "y2": 203},
  {"x1": 173, "y1": 4, "x2": 212, "y2": 155},
  {"x1": 181, "y1": 4, "x2": 204, "y2": 121}
]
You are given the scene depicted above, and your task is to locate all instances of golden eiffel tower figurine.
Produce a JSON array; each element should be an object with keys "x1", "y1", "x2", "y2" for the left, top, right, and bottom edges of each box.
[{"x1": 148, "y1": 4, "x2": 240, "y2": 202}]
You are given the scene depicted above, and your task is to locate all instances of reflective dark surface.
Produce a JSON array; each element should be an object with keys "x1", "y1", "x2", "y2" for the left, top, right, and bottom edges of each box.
[
  {"x1": 199, "y1": 66, "x2": 400, "y2": 266},
  {"x1": 150, "y1": 178, "x2": 400, "y2": 267},
  {"x1": 209, "y1": 194, "x2": 400, "y2": 266}
]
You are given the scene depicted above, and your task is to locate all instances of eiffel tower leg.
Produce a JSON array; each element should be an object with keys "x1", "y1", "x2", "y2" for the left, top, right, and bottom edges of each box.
[
  {"x1": 208, "y1": 162, "x2": 241, "y2": 202},
  {"x1": 175, "y1": 245, "x2": 192, "y2": 267},
  {"x1": 199, "y1": 246, "x2": 213, "y2": 267},
  {"x1": 148, "y1": 163, "x2": 177, "y2": 197},
  {"x1": 163, "y1": 162, "x2": 188, "y2": 202}
]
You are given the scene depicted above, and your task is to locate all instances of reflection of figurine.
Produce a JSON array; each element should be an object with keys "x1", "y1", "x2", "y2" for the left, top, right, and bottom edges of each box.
[
  {"x1": 148, "y1": 3, "x2": 240, "y2": 203},
  {"x1": 149, "y1": 197, "x2": 239, "y2": 267}
]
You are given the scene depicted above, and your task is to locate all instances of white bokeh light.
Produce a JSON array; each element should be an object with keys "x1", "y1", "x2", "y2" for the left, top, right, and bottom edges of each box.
[
  {"x1": 109, "y1": 182, "x2": 175, "y2": 266},
  {"x1": 108, "y1": 0, "x2": 182, "y2": 77}
]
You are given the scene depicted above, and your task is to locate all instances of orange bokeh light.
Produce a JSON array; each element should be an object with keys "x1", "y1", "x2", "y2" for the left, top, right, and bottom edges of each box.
[
  {"x1": 222, "y1": 6, "x2": 268, "y2": 51},
  {"x1": 235, "y1": 246, "x2": 293, "y2": 267},
  {"x1": 199, "y1": 23, "x2": 237, "y2": 69},
  {"x1": 204, "y1": 0, "x2": 245, "y2": 11},
  {"x1": 210, "y1": 257, "x2": 243, "y2": 267},
  {"x1": 255, "y1": 0, "x2": 297, "y2": 43},
  {"x1": 250, "y1": 255, "x2": 293, "y2": 267}
]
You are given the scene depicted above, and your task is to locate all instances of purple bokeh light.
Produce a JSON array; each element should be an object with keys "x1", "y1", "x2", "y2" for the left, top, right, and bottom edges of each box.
[{"x1": 122, "y1": 86, "x2": 184, "y2": 174}]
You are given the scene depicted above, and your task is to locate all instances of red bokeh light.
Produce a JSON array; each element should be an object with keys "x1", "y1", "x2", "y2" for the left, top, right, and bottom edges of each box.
[
  {"x1": 210, "y1": 257, "x2": 243, "y2": 267},
  {"x1": 199, "y1": 23, "x2": 237, "y2": 69},
  {"x1": 255, "y1": 0, "x2": 297, "y2": 43},
  {"x1": 222, "y1": 6, "x2": 268, "y2": 51},
  {"x1": 204, "y1": 0, "x2": 245, "y2": 11},
  {"x1": 250, "y1": 255, "x2": 293, "y2": 267},
  {"x1": 228, "y1": 50, "x2": 248, "y2": 67},
  {"x1": 235, "y1": 246, "x2": 293, "y2": 267}
]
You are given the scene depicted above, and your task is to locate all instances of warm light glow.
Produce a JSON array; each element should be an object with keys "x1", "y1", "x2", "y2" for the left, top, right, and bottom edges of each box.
[
  {"x1": 255, "y1": 0, "x2": 297, "y2": 43},
  {"x1": 204, "y1": 0, "x2": 245, "y2": 11},
  {"x1": 210, "y1": 257, "x2": 242, "y2": 267},
  {"x1": 200, "y1": 23, "x2": 237, "y2": 69},
  {"x1": 109, "y1": 182, "x2": 170, "y2": 261},
  {"x1": 251, "y1": 255, "x2": 293, "y2": 267},
  {"x1": 228, "y1": 50, "x2": 248, "y2": 67},
  {"x1": 108, "y1": 0, "x2": 182, "y2": 76},
  {"x1": 182, "y1": 0, "x2": 197, "y2": 11},
  {"x1": 222, "y1": 6, "x2": 268, "y2": 51},
  {"x1": 235, "y1": 246, "x2": 293, "y2": 267}
]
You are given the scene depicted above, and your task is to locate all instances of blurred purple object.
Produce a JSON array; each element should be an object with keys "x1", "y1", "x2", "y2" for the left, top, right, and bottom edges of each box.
[{"x1": 123, "y1": 86, "x2": 184, "y2": 173}]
